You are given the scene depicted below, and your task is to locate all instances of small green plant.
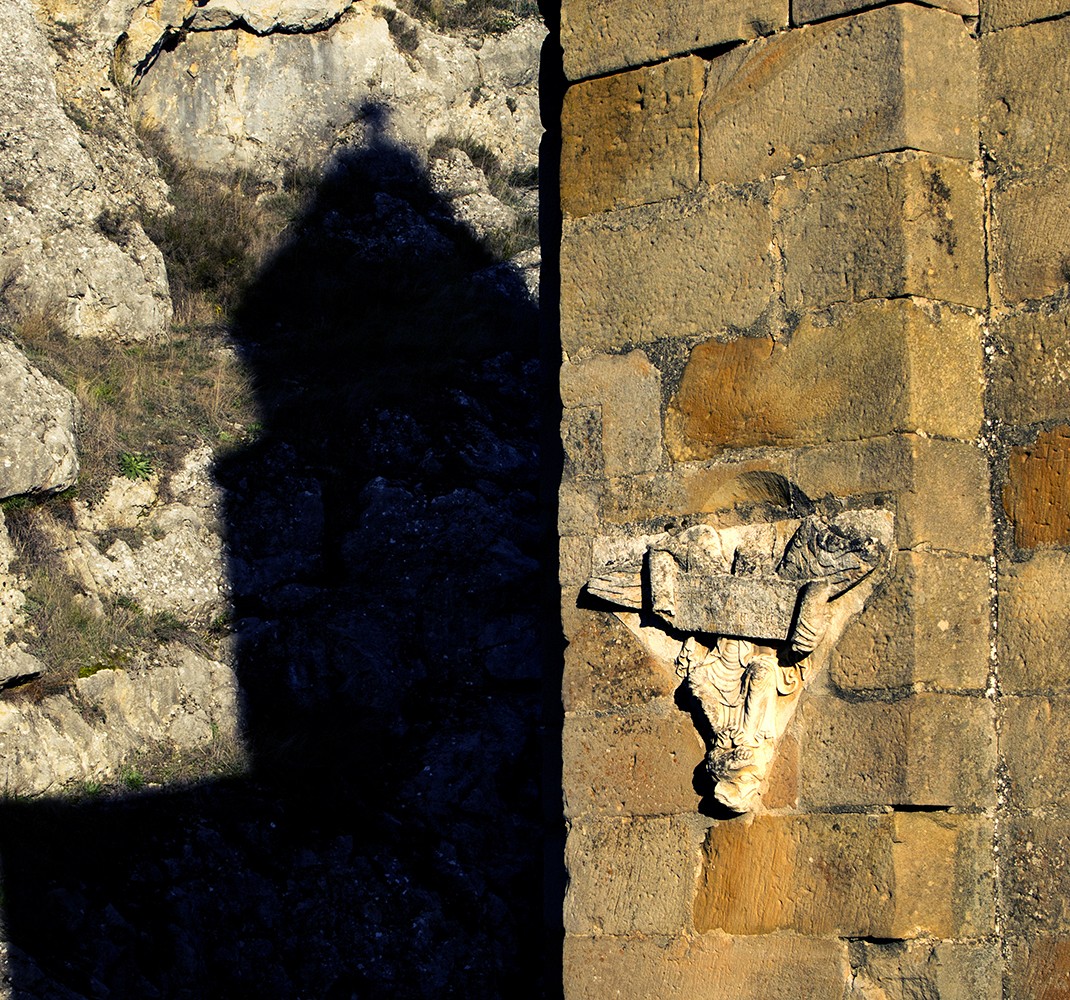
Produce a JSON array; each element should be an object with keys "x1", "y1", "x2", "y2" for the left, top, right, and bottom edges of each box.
[
  {"x1": 82, "y1": 780, "x2": 103, "y2": 797},
  {"x1": 120, "y1": 766, "x2": 145, "y2": 790},
  {"x1": 119, "y1": 451, "x2": 154, "y2": 480}
]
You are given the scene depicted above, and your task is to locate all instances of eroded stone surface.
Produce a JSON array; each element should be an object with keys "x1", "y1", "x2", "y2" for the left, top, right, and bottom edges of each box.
[
  {"x1": 665, "y1": 301, "x2": 983, "y2": 461},
  {"x1": 561, "y1": 57, "x2": 704, "y2": 218},
  {"x1": 694, "y1": 812, "x2": 995, "y2": 939},
  {"x1": 701, "y1": 5, "x2": 977, "y2": 186},
  {"x1": 559, "y1": 0, "x2": 787, "y2": 81},
  {"x1": 999, "y1": 552, "x2": 1070, "y2": 693},
  {"x1": 1004, "y1": 427, "x2": 1070, "y2": 549}
]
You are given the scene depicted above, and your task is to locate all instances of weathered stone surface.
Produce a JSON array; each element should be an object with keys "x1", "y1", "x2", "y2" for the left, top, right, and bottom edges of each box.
[
  {"x1": 832, "y1": 550, "x2": 991, "y2": 691},
  {"x1": 1006, "y1": 935, "x2": 1070, "y2": 1000},
  {"x1": 564, "y1": 932, "x2": 850, "y2": 1000},
  {"x1": 58, "y1": 447, "x2": 228, "y2": 619},
  {"x1": 983, "y1": 17, "x2": 1070, "y2": 174},
  {"x1": 0, "y1": 0, "x2": 171, "y2": 340},
  {"x1": 776, "y1": 154, "x2": 986, "y2": 311},
  {"x1": 563, "y1": 702, "x2": 703, "y2": 818},
  {"x1": 799, "y1": 692, "x2": 996, "y2": 807},
  {"x1": 559, "y1": 0, "x2": 787, "y2": 82},
  {"x1": 693, "y1": 812, "x2": 995, "y2": 939},
  {"x1": 0, "y1": 339, "x2": 79, "y2": 500},
  {"x1": 564, "y1": 814, "x2": 707, "y2": 936},
  {"x1": 1004, "y1": 427, "x2": 1070, "y2": 549},
  {"x1": 990, "y1": 299, "x2": 1070, "y2": 424},
  {"x1": 989, "y1": 168, "x2": 1070, "y2": 305},
  {"x1": 664, "y1": 301, "x2": 983, "y2": 461},
  {"x1": 561, "y1": 189, "x2": 774, "y2": 357},
  {"x1": 560, "y1": 535, "x2": 592, "y2": 587},
  {"x1": 848, "y1": 940, "x2": 1002, "y2": 1000},
  {"x1": 701, "y1": 5, "x2": 978, "y2": 187},
  {"x1": 428, "y1": 148, "x2": 516, "y2": 240},
  {"x1": 561, "y1": 58, "x2": 704, "y2": 218},
  {"x1": 1002, "y1": 818, "x2": 1070, "y2": 934},
  {"x1": 562, "y1": 604, "x2": 679, "y2": 713},
  {"x1": 133, "y1": 6, "x2": 544, "y2": 176},
  {"x1": 795, "y1": 435, "x2": 993, "y2": 556},
  {"x1": 795, "y1": 0, "x2": 978, "y2": 22},
  {"x1": 0, "y1": 646, "x2": 241, "y2": 795},
  {"x1": 561, "y1": 352, "x2": 663, "y2": 478},
  {"x1": 1003, "y1": 696, "x2": 1070, "y2": 811},
  {"x1": 559, "y1": 480, "x2": 602, "y2": 535},
  {"x1": 999, "y1": 551, "x2": 1070, "y2": 693}
]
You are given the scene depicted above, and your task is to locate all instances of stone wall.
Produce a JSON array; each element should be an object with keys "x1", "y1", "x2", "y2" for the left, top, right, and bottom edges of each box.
[{"x1": 558, "y1": 2, "x2": 1070, "y2": 995}]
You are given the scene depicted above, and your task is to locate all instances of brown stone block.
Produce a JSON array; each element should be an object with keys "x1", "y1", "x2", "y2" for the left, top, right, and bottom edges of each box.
[
  {"x1": 664, "y1": 301, "x2": 983, "y2": 462},
  {"x1": 983, "y1": 17, "x2": 1070, "y2": 172},
  {"x1": 799, "y1": 692, "x2": 996, "y2": 808},
  {"x1": 832, "y1": 550, "x2": 991, "y2": 691},
  {"x1": 563, "y1": 702, "x2": 703, "y2": 818},
  {"x1": 999, "y1": 551, "x2": 1070, "y2": 693},
  {"x1": 562, "y1": 604, "x2": 680, "y2": 713},
  {"x1": 795, "y1": 435, "x2": 992, "y2": 556},
  {"x1": 1006, "y1": 935, "x2": 1070, "y2": 1000},
  {"x1": 561, "y1": 352, "x2": 662, "y2": 478},
  {"x1": 1001, "y1": 818, "x2": 1070, "y2": 934},
  {"x1": 693, "y1": 812, "x2": 994, "y2": 938},
  {"x1": 794, "y1": 0, "x2": 977, "y2": 22},
  {"x1": 561, "y1": 58, "x2": 704, "y2": 219},
  {"x1": 561, "y1": 190, "x2": 774, "y2": 358},
  {"x1": 560, "y1": 0, "x2": 787, "y2": 82},
  {"x1": 775, "y1": 154, "x2": 986, "y2": 311},
  {"x1": 1004, "y1": 427, "x2": 1070, "y2": 549},
  {"x1": 600, "y1": 472, "x2": 686, "y2": 525},
  {"x1": 989, "y1": 298, "x2": 1070, "y2": 425},
  {"x1": 850, "y1": 940, "x2": 1002, "y2": 1000},
  {"x1": 701, "y1": 5, "x2": 977, "y2": 186},
  {"x1": 563, "y1": 933, "x2": 850, "y2": 1000},
  {"x1": 564, "y1": 814, "x2": 707, "y2": 936},
  {"x1": 1003, "y1": 696, "x2": 1070, "y2": 811},
  {"x1": 989, "y1": 167, "x2": 1070, "y2": 304}
]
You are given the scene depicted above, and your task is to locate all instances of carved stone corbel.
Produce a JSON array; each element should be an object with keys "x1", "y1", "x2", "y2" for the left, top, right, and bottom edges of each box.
[{"x1": 586, "y1": 504, "x2": 894, "y2": 814}]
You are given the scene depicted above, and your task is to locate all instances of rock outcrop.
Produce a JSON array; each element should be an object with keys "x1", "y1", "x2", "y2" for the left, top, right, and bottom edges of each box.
[
  {"x1": 125, "y1": 0, "x2": 544, "y2": 178},
  {"x1": 0, "y1": 0, "x2": 172, "y2": 341}
]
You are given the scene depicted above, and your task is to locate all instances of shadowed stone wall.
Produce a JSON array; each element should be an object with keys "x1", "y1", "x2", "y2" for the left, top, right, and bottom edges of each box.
[{"x1": 559, "y1": 1, "x2": 1070, "y2": 995}]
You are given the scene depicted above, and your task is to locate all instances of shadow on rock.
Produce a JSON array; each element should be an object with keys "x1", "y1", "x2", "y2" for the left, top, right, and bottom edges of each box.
[{"x1": 0, "y1": 102, "x2": 550, "y2": 998}]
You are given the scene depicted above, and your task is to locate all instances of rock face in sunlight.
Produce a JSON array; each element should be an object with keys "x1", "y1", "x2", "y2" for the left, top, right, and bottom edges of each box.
[{"x1": 125, "y1": 1, "x2": 544, "y2": 179}]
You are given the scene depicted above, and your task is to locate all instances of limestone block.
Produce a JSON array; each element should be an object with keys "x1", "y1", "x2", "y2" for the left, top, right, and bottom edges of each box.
[
  {"x1": 693, "y1": 812, "x2": 995, "y2": 939},
  {"x1": 985, "y1": 1, "x2": 1070, "y2": 29},
  {"x1": 775, "y1": 154, "x2": 986, "y2": 312},
  {"x1": 794, "y1": 0, "x2": 977, "y2": 22},
  {"x1": 0, "y1": 340, "x2": 79, "y2": 500},
  {"x1": 600, "y1": 472, "x2": 688, "y2": 525},
  {"x1": 1003, "y1": 427, "x2": 1070, "y2": 549},
  {"x1": 799, "y1": 692, "x2": 996, "y2": 808},
  {"x1": 561, "y1": 58, "x2": 704, "y2": 218},
  {"x1": 848, "y1": 940, "x2": 1002, "y2": 1000},
  {"x1": 560, "y1": 536, "x2": 592, "y2": 587},
  {"x1": 1006, "y1": 935, "x2": 1070, "y2": 1000},
  {"x1": 999, "y1": 551, "x2": 1070, "y2": 693},
  {"x1": 1001, "y1": 818, "x2": 1070, "y2": 934},
  {"x1": 983, "y1": 18, "x2": 1070, "y2": 174},
  {"x1": 795, "y1": 435, "x2": 992, "y2": 556},
  {"x1": 559, "y1": 480, "x2": 602, "y2": 535},
  {"x1": 563, "y1": 814, "x2": 707, "y2": 936},
  {"x1": 989, "y1": 299, "x2": 1070, "y2": 424},
  {"x1": 1003, "y1": 696, "x2": 1070, "y2": 811},
  {"x1": 561, "y1": 190, "x2": 774, "y2": 358},
  {"x1": 664, "y1": 301, "x2": 984, "y2": 461},
  {"x1": 832, "y1": 550, "x2": 991, "y2": 691},
  {"x1": 563, "y1": 933, "x2": 850, "y2": 1000},
  {"x1": 559, "y1": 0, "x2": 787, "y2": 82},
  {"x1": 701, "y1": 5, "x2": 978, "y2": 187},
  {"x1": 563, "y1": 701, "x2": 703, "y2": 818},
  {"x1": 561, "y1": 352, "x2": 663, "y2": 478},
  {"x1": 989, "y1": 167, "x2": 1070, "y2": 305},
  {"x1": 562, "y1": 604, "x2": 680, "y2": 713}
]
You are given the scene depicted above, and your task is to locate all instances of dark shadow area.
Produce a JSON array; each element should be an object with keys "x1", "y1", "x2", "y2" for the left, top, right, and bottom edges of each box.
[{"x1": 0, "y1": 102, "x2": 552, "y2": 998}]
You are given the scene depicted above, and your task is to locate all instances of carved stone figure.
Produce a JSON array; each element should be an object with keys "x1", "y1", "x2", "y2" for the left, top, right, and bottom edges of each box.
[{"x1": 587, "y1": 505, "x2": 894, "y2": 813}]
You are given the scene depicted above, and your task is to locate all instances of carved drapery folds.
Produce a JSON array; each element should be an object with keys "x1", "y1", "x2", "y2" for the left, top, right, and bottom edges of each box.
[{"x1": 587, "y1": 505, "x2": 894, "y2": 813}]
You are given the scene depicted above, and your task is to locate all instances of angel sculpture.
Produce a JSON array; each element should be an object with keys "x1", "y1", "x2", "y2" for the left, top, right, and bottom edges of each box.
[{"x1": 587, "y1": 507, "x2": 894, "y2": 813}]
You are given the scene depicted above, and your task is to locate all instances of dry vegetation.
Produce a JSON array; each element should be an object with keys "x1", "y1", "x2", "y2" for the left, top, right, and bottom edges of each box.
[{"x1": 396, "y1": 0, "x2": 540, "y2": 33}]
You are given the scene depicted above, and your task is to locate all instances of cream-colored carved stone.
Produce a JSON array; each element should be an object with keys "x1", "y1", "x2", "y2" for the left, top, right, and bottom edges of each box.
[{"x1": 587, "y1": 506, "x2": 894, "y2": 813}]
